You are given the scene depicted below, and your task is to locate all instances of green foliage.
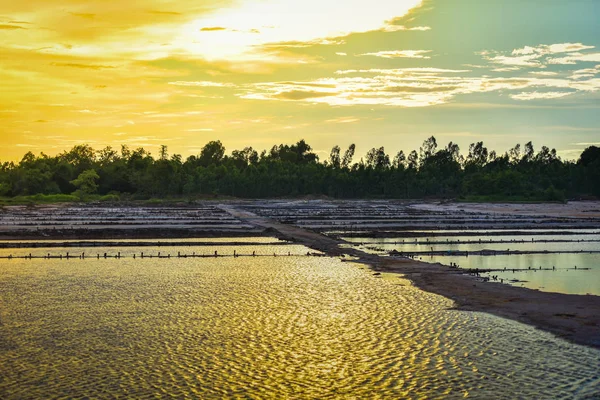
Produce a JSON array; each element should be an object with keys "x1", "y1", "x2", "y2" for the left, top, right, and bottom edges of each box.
[
  {"x1": 99, "y1": 194, "x2": 121, "y2": 202},
  {"x1": 0, "y1": 140, "x2": 596, "y2": 202},
  {"x1": 70, "y1": 169, "x2": 100, "y2": 198}
]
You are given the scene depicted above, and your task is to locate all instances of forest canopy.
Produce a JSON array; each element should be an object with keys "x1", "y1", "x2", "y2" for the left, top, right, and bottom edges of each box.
[{"x1": 1, "y1": 138, "x2": 598, "y2": 201}]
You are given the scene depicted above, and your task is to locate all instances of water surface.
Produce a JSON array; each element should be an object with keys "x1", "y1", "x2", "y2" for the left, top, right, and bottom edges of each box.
[{"x1": 0, "y1": 246, "x2": 599, "y2": 398}]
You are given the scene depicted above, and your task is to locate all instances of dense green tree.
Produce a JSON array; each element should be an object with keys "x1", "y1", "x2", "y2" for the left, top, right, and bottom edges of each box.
[
  {"x1": 70, "y1": 169, "x2": 100, "y2": 198},
  {"x1": 0, "y1": 139, "x2": 597, "y2": 201}
]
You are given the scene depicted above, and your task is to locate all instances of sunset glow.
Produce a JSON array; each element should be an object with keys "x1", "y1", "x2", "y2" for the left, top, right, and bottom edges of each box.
[{"x1": 1, "y1": 0, "x2": 598, "y2": 160}]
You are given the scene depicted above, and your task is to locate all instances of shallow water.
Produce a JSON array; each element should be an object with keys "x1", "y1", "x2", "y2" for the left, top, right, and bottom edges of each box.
[
  {"x1": 1, "y1": 246, "x2": 599, "y2": 398},
  {"x1": 0, "y1": 243, "x2": 307, "y2": 259},
  {"x1": 426, "y1": 253, "x2": 600, "y2": 296},
  {"x1": 345, "y1": 234, "x2": 600, "y2": 296},
  {"x1": 0, "y1": 237, "x2": 286, "y2": 245}
]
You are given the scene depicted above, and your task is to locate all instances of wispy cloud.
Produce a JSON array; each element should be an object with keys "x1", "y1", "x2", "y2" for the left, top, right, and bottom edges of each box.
[
  {"x1": 168, "y1": 81, "x2": 236, "y2": 88},
  {"x1": 200, "y1": 26, "x2": 227, "y2": 32},
  {"x1": 0, "y1": 24, "x2": 25, "y2": 30},
  {"x1": 325, "y1": 117, "x2": 360, "y2": 123},
  {"x1": 50, "y1": 62, "x2": 115, "y2": 70},
  {"x1": 69, "y1": 12, "x2": 96, "y2": 19},
  {"x1": 240, "y1": 65, "x2": 600, "y2": 107},
  {"x1": 147, "y1": 10, "x2": 182, "y2": 16},
  {"x1": 510, "y1": 91, "x2": 573, "y2": 101},
  {"x1": 360, "y1": 50, "x2": 431, "y2": 59},
  {"x1": 381, "y1": 25, "x2": 431, "y2": 32},
  {"x1": 548, "y1": 52, "x2": 600, "y2": 65},
  {"x1": 483, "y1": 43, "x2": 597, "y2": 68}
]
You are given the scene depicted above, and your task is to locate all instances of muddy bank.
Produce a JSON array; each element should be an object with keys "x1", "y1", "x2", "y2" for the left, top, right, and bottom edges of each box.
[
  {"x1": 241, "y1": 200, "x2": 600, "y2": 233},
  {"x1": 330, "y1": 230, "x2": 600, "y2": 239},
  {"x1": 0, "y1": 228, "x2": 267, "y2": 241},
  {"x1": 383, "y1": 257, "x2": 600, "y2": 350},
  {"x1": 413, "y1": 201, "x2": 600, "y2": 219},
  {"x1": 0, "y1": 204, "x2": 267, "y2": 240},
  {"x1": 390, "y1": 249, "x2": 600, "y2": 257}
]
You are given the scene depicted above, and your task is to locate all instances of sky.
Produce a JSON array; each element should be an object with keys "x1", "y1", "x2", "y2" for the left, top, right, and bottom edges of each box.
[{"x1": 1, "y1": 0, "x2": 599, "y2": 162}]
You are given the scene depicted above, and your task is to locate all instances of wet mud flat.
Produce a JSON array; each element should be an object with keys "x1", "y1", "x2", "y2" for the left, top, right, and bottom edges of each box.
[
  {"x1": 240, "y1": 199, "x2": 600, "y2": 233},
  {"x1": 0, "y1": 203, "x2": 265, "y2": 240}
]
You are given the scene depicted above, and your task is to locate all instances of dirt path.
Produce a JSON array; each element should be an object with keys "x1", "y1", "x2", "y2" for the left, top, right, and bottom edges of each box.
[{"x1": 221, "y1": 205, "x2": 600, "y2": 350}]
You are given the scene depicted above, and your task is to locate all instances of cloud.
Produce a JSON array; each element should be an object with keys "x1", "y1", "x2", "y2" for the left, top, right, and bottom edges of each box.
[
  {"x1": 570, "y1": 67, "x2": 600, "y2": 80},
  {"x1": 335, "y1": 67, "x2": 470, "y2": 75},
  {"x1": 273, "y1": 90, "x2": 339, "y2": 100},
  {"x1": 325, "y1": 117, "x2": 360, "y2": 123},
  {"x1": 485, "y1": 53, "x2": 542, "y2": 67},
  {"x1": 50, "y1": 62, "x2": 115, "y2": 70},
  {"x1": 361, "y1": 50, "x2": 431, "y2": 59},
  {"x1": 381, "y1": 25, "x2": 431, "y2": 32},
  {"x1": 168, "y1": 81, "x2": 236, "y2": 88},
  {"x1": 1, "y1": 0, "x2": 426, "y2": 65},
  {"x1": 200, "y1": 26, "x2": 227, "y2": 32},
  {"x1": 510, "y1": 91, "x2": 574, "y2": 101},
  {"x1": 548, "y1": 53, "x2": 600, "y2": 65},
  {"x1": 483, "y1": 43, "x2": 597, "y2": 68},
  {"x1": 512, "y1": 43, "x2": 594, "y2": 55},
  {"x1": 529, "y1": 71, "x2": 559, "y2": 76},
  {"x1": 147, "y1": 10, "x2": 182, "y2": 16},
  {"x1": 178, "y1": 0, "x2": 423, "y2": 60},
  {"x1": 384, "y1": 85, "x2": 459, "y2": 93},
  {"x1": 69, "y1": 12, "x2": 96, "y2": 19},
  {"x1": 573, "y1": 142, "x2": 600, "y2": 146},
  {"x1": 261, "y1": 39, "x2": 345, "y2": 49},
  {"x1": 0, "y1": 24, "x2": 24, "y2": 30},
  {"x1": 240, "y1": 65, "x2": 600, "y2": 107},
  {"x1": 278, "y1": 81, "x2": 337, "y2": 88}
]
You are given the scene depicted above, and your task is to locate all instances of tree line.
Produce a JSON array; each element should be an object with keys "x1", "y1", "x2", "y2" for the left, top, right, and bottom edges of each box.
[{"x1": 0, "y1": 137, "x2": 598, "y2": 201}]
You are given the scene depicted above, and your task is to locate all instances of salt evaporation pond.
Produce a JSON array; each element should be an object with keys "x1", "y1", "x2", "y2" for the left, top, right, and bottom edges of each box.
[
  {"x1": 344, "y1": 232, "x2": 600, "y2": 296},
  {"x1": 1, "y1": 243, "x2": 599, "y2": 398}
]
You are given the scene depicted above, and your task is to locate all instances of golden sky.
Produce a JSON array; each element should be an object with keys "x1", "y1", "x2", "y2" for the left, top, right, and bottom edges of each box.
[{"x1": 1, "y1": 0, "x2": 599, "y2": 161}]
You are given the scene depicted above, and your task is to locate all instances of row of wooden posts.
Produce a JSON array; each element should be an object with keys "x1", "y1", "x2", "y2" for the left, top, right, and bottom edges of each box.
[{"x1": 0, "y1": 250, "x2": 325, "y2": 260}]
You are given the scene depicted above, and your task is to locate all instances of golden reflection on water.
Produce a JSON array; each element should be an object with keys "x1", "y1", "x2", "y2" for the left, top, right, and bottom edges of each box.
[{"x1": 0, "y1": 246, "x2": 599, "y2": 399}]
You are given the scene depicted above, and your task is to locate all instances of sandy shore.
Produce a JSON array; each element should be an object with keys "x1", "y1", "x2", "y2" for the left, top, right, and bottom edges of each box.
[{"x1": 223, "y1": 204, "x2": 600, "y2": 350}]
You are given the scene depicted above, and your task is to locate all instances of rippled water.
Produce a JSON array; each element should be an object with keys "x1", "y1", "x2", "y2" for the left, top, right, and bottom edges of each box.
[
  {"x1": 1, "y1": 246, "x2": 599, "y2": 398},
  {"x1": 0, "y1": 244, "x2": 309, "y2": 259}
]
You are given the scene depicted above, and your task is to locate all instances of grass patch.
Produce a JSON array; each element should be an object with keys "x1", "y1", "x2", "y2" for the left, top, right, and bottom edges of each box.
[{"x1": 0, "y1": 194, "x2": 80, "y2": 205}]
